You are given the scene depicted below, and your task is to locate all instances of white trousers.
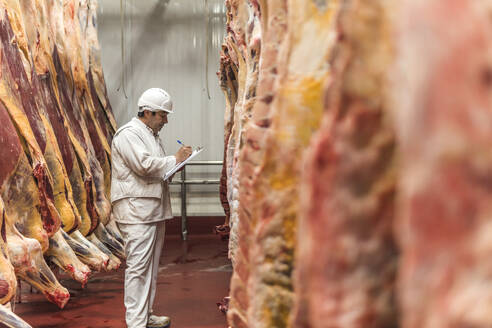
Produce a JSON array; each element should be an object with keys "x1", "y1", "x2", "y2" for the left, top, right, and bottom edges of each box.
[{"x1": 118, "y1": 221, "x2": 165, "y2": 328}]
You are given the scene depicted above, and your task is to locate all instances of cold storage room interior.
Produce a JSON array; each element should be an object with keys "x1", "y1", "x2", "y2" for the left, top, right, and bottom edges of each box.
[{"x1": 1, "y1": 0, "x2": 491, "y2": 328}]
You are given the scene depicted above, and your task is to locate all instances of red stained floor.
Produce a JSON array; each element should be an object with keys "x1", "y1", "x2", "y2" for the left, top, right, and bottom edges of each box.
[{"x1": 13, "y1": 217, "x2": 231, "y2": 328}]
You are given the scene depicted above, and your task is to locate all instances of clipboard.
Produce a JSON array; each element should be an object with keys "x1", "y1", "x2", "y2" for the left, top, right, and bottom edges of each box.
[{"x1": 164, "y1": 147, "x2": 204, "y2": 181}]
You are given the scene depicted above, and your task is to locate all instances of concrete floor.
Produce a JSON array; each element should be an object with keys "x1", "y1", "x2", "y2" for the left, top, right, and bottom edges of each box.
[{"x1": 13, "y1": 218, "x2": 231, "y2": 328}]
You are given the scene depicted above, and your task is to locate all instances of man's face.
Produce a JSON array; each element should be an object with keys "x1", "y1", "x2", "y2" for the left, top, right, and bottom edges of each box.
[{"x1": 146, "y1": 110, "x2": 168, "y2": 133}]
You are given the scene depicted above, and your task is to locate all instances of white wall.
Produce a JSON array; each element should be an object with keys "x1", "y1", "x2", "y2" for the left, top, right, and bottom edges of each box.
[{"x1": 97, "y1": 0, "x2": 227, "y2": 216}]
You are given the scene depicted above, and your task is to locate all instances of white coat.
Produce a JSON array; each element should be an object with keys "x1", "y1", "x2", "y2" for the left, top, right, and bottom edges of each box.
[
  {"x1": 111, "y1": 117, "x2": 176, "y2": 223},
  {"x1": 110, "y1": 117, "x2": 175, "y2": 328}
]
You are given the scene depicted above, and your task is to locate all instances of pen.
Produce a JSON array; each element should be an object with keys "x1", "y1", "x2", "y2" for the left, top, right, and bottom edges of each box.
[{"x1": 177, "y1": 140, "x2": 184, "y2": 146}]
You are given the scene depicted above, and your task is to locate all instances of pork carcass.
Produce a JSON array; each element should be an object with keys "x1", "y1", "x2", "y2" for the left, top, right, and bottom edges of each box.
[{"x1": 393, "y1": 1, "x2": 492, "y2": 327}]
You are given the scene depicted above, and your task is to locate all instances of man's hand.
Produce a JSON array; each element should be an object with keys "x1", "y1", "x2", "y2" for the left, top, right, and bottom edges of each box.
[{"x1": 175, "y1": 146, "x2": 192, "y2": 163}]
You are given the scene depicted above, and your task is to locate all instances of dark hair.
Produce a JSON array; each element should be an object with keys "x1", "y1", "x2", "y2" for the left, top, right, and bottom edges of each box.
[{"x1": 137, "y1": 106, "x2": 156, "y2": 117}]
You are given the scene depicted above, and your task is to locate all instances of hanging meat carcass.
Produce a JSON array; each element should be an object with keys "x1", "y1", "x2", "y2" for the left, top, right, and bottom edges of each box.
[
  {"x1": 50, "y1": 0, "x2": 123, "y2": 267},
  {"x1": 0, "y1": 0, "x2": 120, "y2": 308},
  {"x1": 0, "y1": 304, "x2": 32, "y2": 328},
  {"x1": 0, "y1": 16, "x2": 58, "y2": 253},
  {"x1": 44, "y1": 0, "x2": 104, "y2": 237},
  {"x1": 14, "y1": 0, "x2": 81, "y2": 234},
  {"x1": 58, "y1": 0, "x2": 123, "y2": 269},
  {"x1": 216, "y1": 33, "x2": 238, "y2": 240},
  {"x1": 0, "y1": 0, "x2": 93, "y2": 285},
  {"x1": 0, "y1": 95, "x2": 69, "y2": 307},
  {"x1": 59, "y1": 0, "x2": 112, "y2": 223},
  {"x1": 393, "y1": 1, "x2": 492, "y2": 327},
  {"x1": 227, "y1": 2, "x2": 286, "y2": 325},
  {"x1": 219, "y1": 2, "x2": 263, "y2": 325},
  {"x1": 221, "y1": 0, "x2": 340, "y2": 326},
  {"x1": 219, "y1": 0, "x2": 492, "y2": 328},
  {"x1": 10, "y1": 0, "x2": 119, "y2": 272},
  {"x1": 81, "y1": 0, "x2": 116, "y2": 143},
  {"x1": 219, "y1": 0, "x2": 259, "y2": 267},
  {"x1": 0, "y1": 0, "x2": 119, "y2": 320},
  {"x1": 17, "y1": 0, "x2": 112, "y2": 272},
  {"x1": 84, "y1": 0, "x2": 117, "y2": 136},
  {"x1": 83, "y1": 0, "x2": 124, "y2": 249},
  {"x1": 245, "y1": 2, "x2": 339, "y2": 327},
  {"x1": 0, "y1": 200, "x2": 16, "y2": 307},
  {"x1": 292, "y1": 0, "x2": 399, "y2": 327},
  {"x1": 221, "y1": 0, "x2": 278, "y2": 325}
]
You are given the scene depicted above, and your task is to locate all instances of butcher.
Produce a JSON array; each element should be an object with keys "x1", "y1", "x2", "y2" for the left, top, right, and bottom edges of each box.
[{"x1": 111, "y1": 88, "x2": 192, "y2": 328}]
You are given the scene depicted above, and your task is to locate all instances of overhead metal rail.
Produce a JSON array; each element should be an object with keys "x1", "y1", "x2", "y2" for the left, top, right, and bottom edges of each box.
[{"x1": 169, "y1": 161, "x2": 223, "y2": 240}]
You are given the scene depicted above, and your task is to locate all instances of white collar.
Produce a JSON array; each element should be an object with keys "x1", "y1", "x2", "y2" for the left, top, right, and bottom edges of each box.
[{"x1": 133, "y1": 117, "x2": 159, "y2": 137}]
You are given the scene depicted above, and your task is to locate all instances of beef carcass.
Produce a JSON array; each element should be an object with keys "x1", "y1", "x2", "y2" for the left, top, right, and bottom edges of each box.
[
  {"x1": 0, "y1": 0, "x2": 118, "y2": 313},
  {"x1": 19, "y1": 0, "x2": 113, "y2": 272},
  {"x1": 220, "y1": 1, "x2": 492, "y2": 327},
  {"x1": 49, "y1": 45, "x2": 113, "y2": 269},
  {"x1": 217, "y1": 3, "x2": 239, "y2": 239},
  {"x1": 0, "y1": 1, "x2": 92, "y2": 284},
  {"x1": 44, "y1": 0, "x2": 110, "y2": 235},
  {"x1": 220, "y1": 0, "x2": 259, "y2": 267},
  {"x1": 82, "y1": 0, "x2": 117, "y2": 140},
  {"x1": 65, "y1": 229, "x2": 109, "y2": 272},
  {"x1": 93, "y1": 223, "x2": 124, "y2": 260},
  {"x1": 59, "y1": 0, "x2": 112, "y2": 223},
  {"x1": 244, "y1": 1, "x2": 340, "y2": 326},
  {"x1": 291, "y1": 0, "x2": 399, "y2": 327},
  {"x1": 6, "y1": 221, "x2": 70, "y2": 309},
  {"x1": 222, "y1": 0, "x2": 393, "y2": 326},
  {"x1": 0, "y1": 58, "x2": 52, "y2": 252},
  {"x1": 222, "y1": 0, "x2": 341, "y2": 326},
  {"x1": 217, "y1": 43, "x2": 237, "y2": 239},
  {"x1": 0, "y1": 98, "x2": 69, "y2": 306},
  {"x1": 393, "y1": 1, "x2": 492, "y2": 327},
  {"x1": 222, "y1": 0, "x2": 283, "y2": 326},
  {"x1": 15, "y1": 0, "x2": 82, "y2": 233},
  {"x1": 85, "y1": 0, "x2": 117, "y2": 135},
  {"x1": 14, "y1": 0, "x2": 119, "y2": 272},
  {"x1": 86, "y1": 232, "x2": 121, "y2": 271},
  {"x1": 0, "y1": 304, "x2": 32, "y2": 328},
  {"x1": 31, "y1": 0, "x2": 100, "y2": 238},
  {"x1": 0, "y1": 3, "x2": 61, "y2": 242},
  {"x1": 52, "y1": 1, "x2": 123, "y2": 265},
  {"x1": 0, "y1": 205, "x2": 16, "y2": 306},
  {"x1": 44, "y1": 231, "x2": 91, "y2": 287}
]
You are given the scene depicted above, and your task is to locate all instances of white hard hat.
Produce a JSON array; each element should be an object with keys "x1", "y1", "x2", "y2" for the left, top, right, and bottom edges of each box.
[{"x1": 137, "y1": 88, "x2": 174, "y2": 114}]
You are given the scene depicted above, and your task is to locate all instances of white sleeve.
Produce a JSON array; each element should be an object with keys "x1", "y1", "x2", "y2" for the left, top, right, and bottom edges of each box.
[{"x1": 114, "y1": 130, "x2": 176, "y2": 178}]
